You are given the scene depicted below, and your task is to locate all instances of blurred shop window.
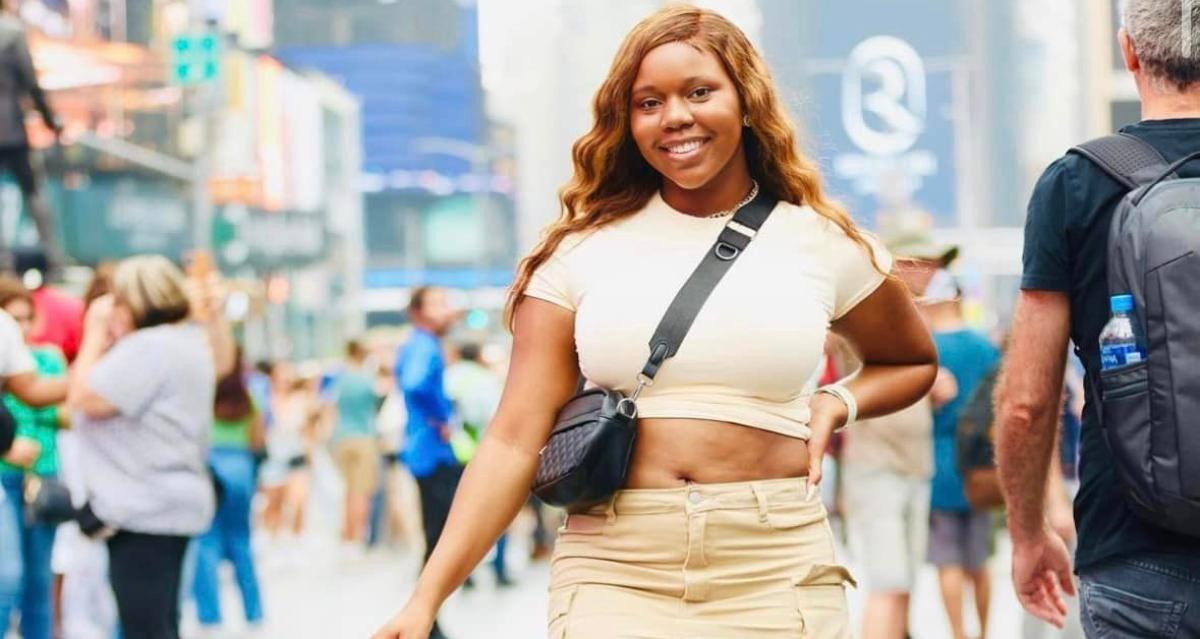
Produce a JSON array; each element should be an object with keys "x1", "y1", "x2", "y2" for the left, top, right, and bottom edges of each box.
[
  {"x1": 125, "y1": 0, "x2": 154, "y2": 45},
  {"x1": 423, "y1": 196, "x2": 484, "y2": 266},
  {"x1": 274, "y1": 0, "x2": 458, "y2": 49},
  {"x1": 365, "y1": 194, "x2": 413, "y2": 264}
]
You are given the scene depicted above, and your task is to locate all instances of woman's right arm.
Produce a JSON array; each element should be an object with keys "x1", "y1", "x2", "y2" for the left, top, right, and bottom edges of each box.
[{"x1": 372, "y1": 297, "x2": 579, "y2": 639}]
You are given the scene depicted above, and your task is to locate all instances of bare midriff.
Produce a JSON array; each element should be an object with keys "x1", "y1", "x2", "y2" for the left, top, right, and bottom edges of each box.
[{"x1": 624, "y1": 417, "x2": 810, "y2": 488}]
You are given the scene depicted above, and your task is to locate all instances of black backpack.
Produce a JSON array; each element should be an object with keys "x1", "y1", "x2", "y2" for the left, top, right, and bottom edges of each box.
[{"x1": 1069, "y1": 134, "x2": 1200, "y2": 537}]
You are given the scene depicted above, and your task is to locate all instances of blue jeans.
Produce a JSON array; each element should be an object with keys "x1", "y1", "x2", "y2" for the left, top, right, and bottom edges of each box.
[
  {"x1": 1080, "y1": 552, "x2": 1200, "y2": 638},
  {"x1": 0, "y1": 472, "x2": 57, "y2": 639},
  {"x1": 192, "y1": 448, "x2": 263, "y2": 626}
]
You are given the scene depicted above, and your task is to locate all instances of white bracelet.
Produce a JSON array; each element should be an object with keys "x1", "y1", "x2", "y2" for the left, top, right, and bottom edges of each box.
[{"x1": 815, "y1": 383, "x2": 858, "y2": 430}]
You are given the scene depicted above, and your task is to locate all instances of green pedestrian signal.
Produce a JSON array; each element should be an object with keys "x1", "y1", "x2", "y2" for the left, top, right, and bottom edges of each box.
[{"x1": 171, "y1": 33, "x2": 221, "y2": 85}]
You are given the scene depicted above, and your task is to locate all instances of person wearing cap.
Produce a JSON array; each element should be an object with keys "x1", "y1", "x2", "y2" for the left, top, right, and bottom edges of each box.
[
  {"x1": 838, "y1": 228, "x2": 953, "y2": 639},
  {"x1": 880, "y1": 226, "x2": 960, "y2": 295},
  {"x1": 921, "y1": 269, "x2": 1000, "y2": 639}
]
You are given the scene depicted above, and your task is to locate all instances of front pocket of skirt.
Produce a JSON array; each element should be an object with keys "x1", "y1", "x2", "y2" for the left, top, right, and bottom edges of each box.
[{"x1": 792, "y1": 564, "x2": 855, "y2": 638}]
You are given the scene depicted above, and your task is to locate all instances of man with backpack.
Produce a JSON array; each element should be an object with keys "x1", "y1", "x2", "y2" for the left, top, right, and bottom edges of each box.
[{"x1": 996, "y1": 0, "x2": 1200, "y2": 634}]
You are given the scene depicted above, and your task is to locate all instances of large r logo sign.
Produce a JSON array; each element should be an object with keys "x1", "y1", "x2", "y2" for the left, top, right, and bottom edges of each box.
[{"x1": 842, "y1": 36, "x2": 927, "y2": 156}]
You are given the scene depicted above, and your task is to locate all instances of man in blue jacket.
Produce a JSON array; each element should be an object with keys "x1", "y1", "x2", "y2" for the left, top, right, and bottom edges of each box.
[{"x1": 395, "y1": 286, "x2": 462, "y2": 639}]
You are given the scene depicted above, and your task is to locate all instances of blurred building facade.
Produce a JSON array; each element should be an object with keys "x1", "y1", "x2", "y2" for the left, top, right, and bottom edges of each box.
[
  {"x1": 6, "y1": 0, "x2": 364, "y2": 361},
  {"x1": 476, "y1": 0, "x2": 1124, "y2": 330},
  {"x1": 0, "y1": 0, "x2": 1139, "y2": 348},
  {"x1": 275, "y1": 0, "x2": 519, "y2": 331},
  {"x1": 755, "y1": 0, "x2": 1103, "y2": 327}
]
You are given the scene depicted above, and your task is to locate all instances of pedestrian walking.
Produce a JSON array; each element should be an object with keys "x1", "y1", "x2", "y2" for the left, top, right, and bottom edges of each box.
[
  {"x1": 444, "y1": 342, "x2": 511, "y2": 587},
  {"x1": 66, "y1": 255, "x2": 219, "y2": 639},
  {"x1": 0, "y1": 0, "x2": 63, "y2": 276},
  {"x1": 259, "y1": 361, "x2": 318, "y2": 548},
  {"x1": 192, "y1": 357, "x2": 266, "y2": 633},
  {"x1": 393, "y1": 286, "x2": 463, "y2": 639},
  {"x1": 0, "y1": 276, "x2": 67, "y2": 639},
  {"x1": 373, "y1": 6, "x2": 937, "y2": 638},
  {"x1": 838, "y1": 228, "x2": 953, "y2": 639},
  {"x1": 331, "y1": 339, "x2": 384, "y2": 550},
  {"x1": 997, "y1": 0, "x2": 1200, "y2": 633},
  {"x1": 922, "y1": 270, "x2": 1000, "y2": 639}
]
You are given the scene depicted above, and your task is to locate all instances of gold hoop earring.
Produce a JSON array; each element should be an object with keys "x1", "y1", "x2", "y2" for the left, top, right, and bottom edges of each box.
[{"x1": 742, "y1": 115, "x2": 750, "y2": 127}]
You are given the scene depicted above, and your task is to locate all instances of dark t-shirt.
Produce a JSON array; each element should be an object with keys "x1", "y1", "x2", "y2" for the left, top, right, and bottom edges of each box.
[{"x1": 1022, "y1": 118, "x2": 1200, "y2": 571}]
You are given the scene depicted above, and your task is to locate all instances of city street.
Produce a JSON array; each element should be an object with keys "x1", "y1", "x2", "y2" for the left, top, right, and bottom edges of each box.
[
  {"x1": 200, "y1": 531, "x2": 1037, "y2": 638},
  {"x1": 0, "y1": 1, "x2": 1170, "y2": 638}
]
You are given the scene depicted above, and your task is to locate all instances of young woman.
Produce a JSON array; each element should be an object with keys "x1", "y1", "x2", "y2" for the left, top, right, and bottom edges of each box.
[
  {"x1": 259, "y1": 362, "x2": 319, "y2": 544},
  {"x1": 330, "y1": 340, "x2": 383, "y2": 548},
  {"x1": 192, "y1": 358, "x2": 265, "y2": 631},
  {"x1": 373, "y1": 6, "x2": 936, "y2": 638}
]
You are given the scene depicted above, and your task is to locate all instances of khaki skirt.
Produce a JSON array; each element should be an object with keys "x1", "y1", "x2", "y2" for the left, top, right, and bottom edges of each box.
[{"x1": 548, "y1": 477, "x2": 856, "y2": 638}]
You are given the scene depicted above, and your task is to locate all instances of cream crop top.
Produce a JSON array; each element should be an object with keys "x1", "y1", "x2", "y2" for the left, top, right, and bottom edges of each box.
[{"x1": 524, "y1": 193, "x2": 893, "y2": 440}]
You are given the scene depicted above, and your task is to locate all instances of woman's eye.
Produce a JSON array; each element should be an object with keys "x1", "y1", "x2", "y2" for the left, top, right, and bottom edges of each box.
[
  {"x1": 638, "y1": 99, "x2": 661, "y2": 110},
  {"x1": 690, "y1": 87, "x2": 712, "y2": 99}
]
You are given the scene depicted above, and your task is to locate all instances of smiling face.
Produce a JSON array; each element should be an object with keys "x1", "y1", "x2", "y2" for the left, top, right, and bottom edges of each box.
[{"x1": 629, "y1": 41, "x2": 748, "y2": 192}]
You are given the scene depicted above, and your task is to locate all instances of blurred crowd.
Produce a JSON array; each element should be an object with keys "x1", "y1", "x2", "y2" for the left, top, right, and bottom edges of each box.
[
  {"x1": 0, "y1": 240, "x2": 1086, "y2": 639},
  {"x1": 815, "y1": 222, "x2": 1085, "y2": 639},
  {"x1": 0, "y1": 257, "x2": 553, "y2": 639}
]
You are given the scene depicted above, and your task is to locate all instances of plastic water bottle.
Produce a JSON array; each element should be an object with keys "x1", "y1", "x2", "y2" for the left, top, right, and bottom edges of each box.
[{"x1": 1100, "y1": 294, "x2": 1146, "y2": 370}]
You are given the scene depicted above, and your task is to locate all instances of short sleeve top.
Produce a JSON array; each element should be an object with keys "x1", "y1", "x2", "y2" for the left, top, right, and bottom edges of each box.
[
  {"x1": 525, "y1": 193, "x2": 891, "y2": 440},
  {"x1": 75, "y1": 323, "x2": 216, "y2": 536}
]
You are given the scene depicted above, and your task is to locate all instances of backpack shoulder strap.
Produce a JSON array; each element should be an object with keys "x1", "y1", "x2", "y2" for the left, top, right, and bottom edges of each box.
[{"x1": 1068, "y1": 132, "x2": 1173, "y2": 190}]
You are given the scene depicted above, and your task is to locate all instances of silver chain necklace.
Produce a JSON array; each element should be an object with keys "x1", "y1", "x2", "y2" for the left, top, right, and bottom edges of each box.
[{"x1": 705, "y1": 180, "x2": 760, "y2": 218}]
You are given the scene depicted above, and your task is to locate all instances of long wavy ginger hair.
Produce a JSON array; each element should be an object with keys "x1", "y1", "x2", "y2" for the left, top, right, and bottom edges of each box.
[{"x1": 505, "y1": 5, "x2": 883, "y2": 328}]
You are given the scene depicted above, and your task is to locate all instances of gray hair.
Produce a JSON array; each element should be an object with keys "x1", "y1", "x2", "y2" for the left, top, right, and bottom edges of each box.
[
  {"x1": 112, "y1": 255, "x2": 192, "y2": 329},
  {"x1": 1123, "y1": 0, "x2": 1200, "y2": 90}
]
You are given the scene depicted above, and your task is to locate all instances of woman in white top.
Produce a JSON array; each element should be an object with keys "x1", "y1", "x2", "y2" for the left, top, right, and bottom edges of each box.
[
  {"x1": 259, "y1": 361, "x2": 319, "y2": 541},
  {"x1": 374, "y1": 6, "x2": 937, "y2": 639}
]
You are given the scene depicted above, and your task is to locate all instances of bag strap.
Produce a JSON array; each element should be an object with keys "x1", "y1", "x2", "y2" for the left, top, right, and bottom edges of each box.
[
  {"x1": 1068, "y1": 132, "x2": 1173, "y2": 190},
  {"x1": 637, "y1": 188, "x2": 777, "y2": 384}
]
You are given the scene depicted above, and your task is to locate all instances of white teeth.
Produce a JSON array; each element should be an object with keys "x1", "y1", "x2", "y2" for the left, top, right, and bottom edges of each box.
[{"x1": 666, "y1": 139, "x2": 704, "y2": 154}]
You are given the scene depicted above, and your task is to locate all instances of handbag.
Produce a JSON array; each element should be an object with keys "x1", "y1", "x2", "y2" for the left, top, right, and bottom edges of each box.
[
  {"x1": 532, "y1": 189, "x2": 778, "y2": 509},
  {"x1": 23, "y1": 475, "x2": 77, "y2": 525}
]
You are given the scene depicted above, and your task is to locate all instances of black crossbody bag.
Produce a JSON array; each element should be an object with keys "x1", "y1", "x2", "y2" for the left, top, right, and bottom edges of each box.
[{"x1": 532, "y1": 190, "x2": 777, "y2": 510}]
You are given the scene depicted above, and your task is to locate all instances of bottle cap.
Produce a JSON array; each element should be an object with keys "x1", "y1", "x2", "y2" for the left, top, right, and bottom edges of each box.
[{"x1": 1111, "y1": 294, "x2": 1134, "y2": 313}]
